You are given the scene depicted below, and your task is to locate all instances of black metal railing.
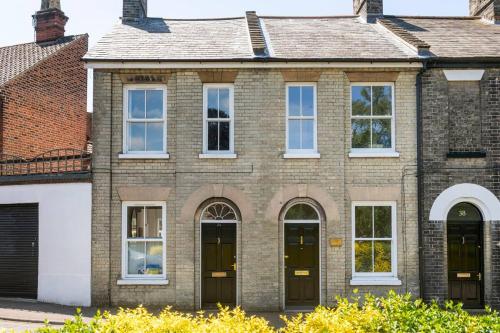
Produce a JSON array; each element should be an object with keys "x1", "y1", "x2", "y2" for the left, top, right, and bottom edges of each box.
[{"x1": 0, "y1": 149, "x2": 91, "y2": 177}]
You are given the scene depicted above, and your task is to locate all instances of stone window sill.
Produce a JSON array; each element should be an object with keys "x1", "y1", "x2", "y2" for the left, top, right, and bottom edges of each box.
[
  {"x1": 117, "y1": 279, "x2": 169, "y2": 286},
  {"x1": 349, "y1": 151, "x2": 400, "y2": 158},
  {"x1": 199, "y1": 153, "x2": 237, "y2": 159},
  {"x1": 118, "y1": 153, "x2": 170, "y2": 160},
  {"x1": 350, "y1": 278, "x2": 402, "y2": 286},
  {"x1": 284, "y1": 153, "x2": 321, "y2": 159}
]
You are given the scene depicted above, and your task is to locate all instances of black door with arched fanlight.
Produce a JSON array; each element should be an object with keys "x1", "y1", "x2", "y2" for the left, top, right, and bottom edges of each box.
[{"x1": 447, "y1": 202, "x2": 483, "y2": 308}]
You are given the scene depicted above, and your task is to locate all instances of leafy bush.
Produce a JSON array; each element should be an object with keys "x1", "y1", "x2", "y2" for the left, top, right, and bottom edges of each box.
[{"x1": 36, "y1": 292, "x2": 500, "y2": 333}]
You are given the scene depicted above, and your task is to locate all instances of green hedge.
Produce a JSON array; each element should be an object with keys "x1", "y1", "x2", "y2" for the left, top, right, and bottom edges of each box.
[{"x1": 36, "y1": 292, "x2": 500, "y2": 333}]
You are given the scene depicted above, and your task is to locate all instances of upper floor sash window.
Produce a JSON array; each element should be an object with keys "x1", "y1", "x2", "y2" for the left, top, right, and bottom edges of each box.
[{"x1": 203, "y1": 84, "x2": 235, "y2": 155}]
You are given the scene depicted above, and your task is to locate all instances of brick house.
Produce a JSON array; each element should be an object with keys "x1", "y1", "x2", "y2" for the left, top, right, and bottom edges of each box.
[
  {"x1": 86, "y1": 0, "x2": 423, "y2": 310},
  {"x1": 0, "y1": 0, "x2": 88, "y2": 158},
  {"x1": 0, "y1": 0, "x2": 91, "y2": 306}
]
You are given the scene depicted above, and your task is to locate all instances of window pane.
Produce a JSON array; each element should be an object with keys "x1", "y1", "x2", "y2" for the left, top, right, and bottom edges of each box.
[
  {"x1": 374, "y1": 241, "x2": 392, "y2": 273},
  {"x1": 219, "y1": 122, "x2": 230, "y2": 151},
  {"x1": 352, "y1": 86, "x2": 371, "y2": 116},
  {"x1": 374, "y1": 206, "x2": 392, "y2": 238},
  {"x1": 145, "y1": 207, "x2": 162, "y2": 238},
  {"x1": 285, "y1": 204, "x2": 319, "y2": 220},
  {"x1": 302, "y1": 120, "x2": 314, "y2": 150},
  {"x1": 207, "y1": 121, "x2": 218, "y2": 151},
  {"x1": 302, "y1": 86, "x2": 314, "y2": 116},
  {"x1": 129, "y1": 90, "x2": 145, "y2": 119},
  {"x1": 145, "y1": 242, "x2": 163, "y2": 275},
  {"x1": 219, "y1": 89, "x2": 230, "y2": 119},
  {"x1": 352, "y1": 119, "x2": 370, "y2": 149},
  {"x1": 288, "y1": 87, "x2": 301, "y2": 116},
  {"x1": 146, "y1": 123, "x2": 164, "y2": 152},
  {"x1": 128, "y1": 242, "x2": 145, "y2": 275},
  {"x1": 355, "y1": 241, "x2": 373, "y2": 273},
  {"x1": 127, "y1": 206, "x2": 144, "y2": 238},
  {"x1": 372, "y1": 86, "x2": 392, "y2": 116},
  {"x1": 372, "y1": 119, "x2": 391, "y2": 149},
  {"x1": 146, "y1": 90, "x2": 163, "y2": 119},
  {"x1": 288, "y1": 120, "x2": 301, "y2": 149},
  {"x1": 207, "y1": 89, "x2": 218, "y2": 118},
  {"x1": 129, "y1": 123, "x2": 145, "y2": 152},
  {"x1": 355, "y1": 206, "x2": 372, "y2": 238}
]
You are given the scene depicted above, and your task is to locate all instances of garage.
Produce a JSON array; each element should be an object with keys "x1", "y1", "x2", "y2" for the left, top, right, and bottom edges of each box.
[{"x1": 0, "y1": 204, "x2": 38, "y2": 299}]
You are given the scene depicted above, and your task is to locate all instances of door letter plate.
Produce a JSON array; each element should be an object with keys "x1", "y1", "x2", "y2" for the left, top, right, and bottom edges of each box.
[
  {"x1": 457, "y1": 273, "x2": 471, "y2": 278},
  {"x1": 212, "y1": 272, "x2": 227, "y2": 278},
  {"x1": 295, "y1": 270, "x2": 310, "y2": 276}
]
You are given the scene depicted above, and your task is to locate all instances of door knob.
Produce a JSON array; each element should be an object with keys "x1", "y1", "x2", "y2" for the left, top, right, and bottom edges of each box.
[
  {"x1": 284, "y1": 255, "x2": 289, "y2": 259},
  {"x1": 478, "y1": 273, "x2": 482, "y2": 281},
  {"x1": 232, "y1": 263, "x2": 237, "y2": 271}
]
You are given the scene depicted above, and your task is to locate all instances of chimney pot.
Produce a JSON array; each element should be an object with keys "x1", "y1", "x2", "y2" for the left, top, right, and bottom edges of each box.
[
  {"x1": 353, "y1": 0, "x2": 384, "y2": 23},
  {"x1": 33, "y1": 0, "x2": 68, "y2": 43}
]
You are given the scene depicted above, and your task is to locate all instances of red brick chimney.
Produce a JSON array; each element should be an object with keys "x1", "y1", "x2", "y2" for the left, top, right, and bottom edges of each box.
[{"x1": 33, "y1": 0, "x2": 68, "y2": 43}]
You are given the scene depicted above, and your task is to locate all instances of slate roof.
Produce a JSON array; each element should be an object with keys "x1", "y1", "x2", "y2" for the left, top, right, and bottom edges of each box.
[
  {"x1": 380, "y1": 16, "x2": 500, "y2": 59},
  {"x1": 0, "y1": 35, "x2": 85, "y2": 87},
  {"x1": 84, "y1": 13, "x2": 500, "y2": 63}
]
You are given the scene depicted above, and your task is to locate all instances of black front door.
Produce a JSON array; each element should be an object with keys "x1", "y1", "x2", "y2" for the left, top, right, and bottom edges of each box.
[
  {"x1": 447, "y1": 221, "x2": 483, "y2": 308},
  {"x1": 0, "y1": 204, "x2": 39, "y2": 299},
  {"x1": 202, "y1": 223, "x2": 236, "y2": 308},
  {"x1": 285, "y1": 223, "x2": 319, "y2": 308}
]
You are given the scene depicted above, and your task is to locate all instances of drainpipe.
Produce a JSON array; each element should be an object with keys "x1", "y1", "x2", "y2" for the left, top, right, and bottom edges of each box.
[{"x1": 416, "y1": 61, "x2": 427, "y2": 300}]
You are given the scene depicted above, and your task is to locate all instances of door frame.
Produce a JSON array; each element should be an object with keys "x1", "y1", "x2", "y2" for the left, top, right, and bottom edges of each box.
[
  {"x1": 199, "y1": 201, "x2": 239, "y2": 309},
  {"x1": 281, "y1": 202, "x2": 322, "y2": 310}
]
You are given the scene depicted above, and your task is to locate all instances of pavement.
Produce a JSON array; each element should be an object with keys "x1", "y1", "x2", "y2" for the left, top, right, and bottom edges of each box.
[{"x1": 0, "y1": 298, "x2": 289, "y2": 332}]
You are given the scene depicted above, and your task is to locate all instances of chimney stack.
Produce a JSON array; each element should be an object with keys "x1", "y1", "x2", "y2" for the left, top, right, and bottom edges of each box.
[
  {"x1": 470, "y1": 0, "x2": 500, "y2": 24},
  {"x1": 123, "y1": 0, "x2": 148, "y2": 22},
  {"x1": 33, "y1": 0, "x2": 68, "y2": 43},
  {"x1": 353, "y1": 0, "x2": 384, "y2": 23}
]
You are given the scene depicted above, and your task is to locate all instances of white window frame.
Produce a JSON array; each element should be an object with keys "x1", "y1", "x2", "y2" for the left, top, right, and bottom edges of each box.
[
  {"x1": 121, "y1": 85, "x2": 169, "y2": 158},
  {"x1": 120, "y1": 201, "x2": 168, "y2": 283},
  {"x1": 350, "y1": 83, "x2": 397, "y2": 158},
  {"x1": 201, "y1": 84, "x2": 236, "y2": 158},
  {"x1": 351, "y1": 201, "x2": 400, "y2": 285},
  {"x1": 285, "y1": 83, "x2": 319, "y2": 158}
]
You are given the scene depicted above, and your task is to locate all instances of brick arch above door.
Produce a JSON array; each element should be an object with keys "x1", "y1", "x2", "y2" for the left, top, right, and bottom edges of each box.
[
  {"x1": 265, "y1": 184, "x2": 340, "y2": 225},
  {"x1": 180, "y1": 184, "x2": 255, "y2": 223},
  {"x1": 429, "y1": 183, "x2": 500, "y2": 221}
]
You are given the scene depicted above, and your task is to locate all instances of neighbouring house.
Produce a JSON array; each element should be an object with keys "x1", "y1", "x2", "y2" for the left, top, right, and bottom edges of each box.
[
  {"x1": 0, "y1": 0, "x2": 91, "y2": 306},
  {"x1": 85, "y1": 0, "x2": 421, "y2": 310}
]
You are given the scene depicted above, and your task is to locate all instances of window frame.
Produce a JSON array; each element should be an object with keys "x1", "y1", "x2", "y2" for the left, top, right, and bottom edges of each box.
[
  {"x1": 122, "y1": 84, "x2": 168, "y2": 156},
  {"x1": 121, "y1": 201, "x2": 167, "y2": 281},
  {"x1": 350, "y1": 83, "x2": 396, "y2": 155},
  {"x1": 202, "y1": 83, "x2": 235, "y2": 156},
  {"x1": 285, "y1": 83, "x2": 319, "y2": 157},
  {"x1": 351, "y1": 201, "x2": 398, "y2": 281}
]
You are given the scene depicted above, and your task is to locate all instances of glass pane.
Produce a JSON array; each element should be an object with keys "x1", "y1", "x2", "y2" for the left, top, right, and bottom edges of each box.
[
  {"x1": 127, "y1": 206, "x2": 145, "y2": 238},
  {"x1": 374, "y1": 206, "x2": 392, "y2": 238},
  {"x1": 288, "y1": 87, "x2": 301, "y2": 116},
  {"x1": 374, "y1": 241, "x2": 392, "y2": 273},
  {"x1": 145, "y1": 207, "x2": 162, "y2": 238},
  {"x1": 288, "y1": 120, "x2": 301, "y2": 149},
  {"x1": 301, "y1": 120, "x2": 314, "y2": 150},
  {"x1": 202, "y1": 203, "x2": 238, "y2": 221},
  {"x1": 372, "y1": 119, "x2": 391, "y2": 149},
  {"x1": 285, "y1": 204, "x2": 319, "y2": 220},
  {"x1": 207, "y1": 89, "x2": 218, "y2": 118},
  {"x1": 372, "y1": 86, "x2": 392, "y2": 116},
  {"x1": 145, "y1": 242, "x2": 163, "y2": 275},
  {"x1": 355, "y1": 241, "x2": 373, "y2": 273},
  {"x1": 447, "y1": 202, "x2": 482, "y2": 222},
  {"x1": 352, "y1": 119, "x2": 370, "y2": 149},
  {"x1": 352, "y1": 86, "x2": 371, "y2": 116},
  {"x1": 129, "y1": 90, "x2": 145, "y2": 119},
  {"x1": 146, "y1": 123, "x2": 163, "y2": 152},
  {"x1": 219, "y1": 122, "x2": 230, "y2": 151},
  {"x1": 128, "y1": 242, "x2": 145, "y2": 275},
  {"x1": 302, "y1": 86, "x2": 314, "y2": 116},
  {"x1": 146, "y1": 90, "x2": 163, "y2": 119},
  {"x1": 207, "y1": 121, "x2": 218, "y2": 151},
  {"x1": 355, "y1": 206, "x2": 372, "y2": 238},
  {"x1": 129, "y1": 122, "x2": 145, "y2": 152},
  {"x1": 219, "y1": 89, "x2": 230, "y2": 119}
]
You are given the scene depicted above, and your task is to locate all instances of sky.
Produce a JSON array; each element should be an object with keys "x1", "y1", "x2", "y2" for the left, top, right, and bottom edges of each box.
[{"x1": 0, "y1": 0, "x2": 470, "y2": 47}]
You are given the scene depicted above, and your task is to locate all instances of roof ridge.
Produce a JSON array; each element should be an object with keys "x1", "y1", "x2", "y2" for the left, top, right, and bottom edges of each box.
[
  {"x1": 0, "y1": 34, "x2": 87, "y2": 50},
  {"x1": 260, "y1": 15, "x2": 359, "y2": 19},
  {"x1": 383, "y1": 15, "x2": 481, "y2": 20},
  {"x1": 158, "y1": 17, "x2": 245, "y2": 21}
]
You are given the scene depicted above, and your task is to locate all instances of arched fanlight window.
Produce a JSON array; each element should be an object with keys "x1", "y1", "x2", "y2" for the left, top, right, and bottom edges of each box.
[
  {"x1": 284, "y1": 203, "x2": 320, "y2": 221},
  {"x1": 447, "y1": 202, "x2": 482, "y2": 222},
  {"x1": 201, "y1": 202, "x2": 239, "y2": 222}
]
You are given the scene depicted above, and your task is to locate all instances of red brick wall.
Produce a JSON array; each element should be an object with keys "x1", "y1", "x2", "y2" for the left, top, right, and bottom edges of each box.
[{"x1": 0, "y1": 35, "x2": 88, "y2": 158}]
